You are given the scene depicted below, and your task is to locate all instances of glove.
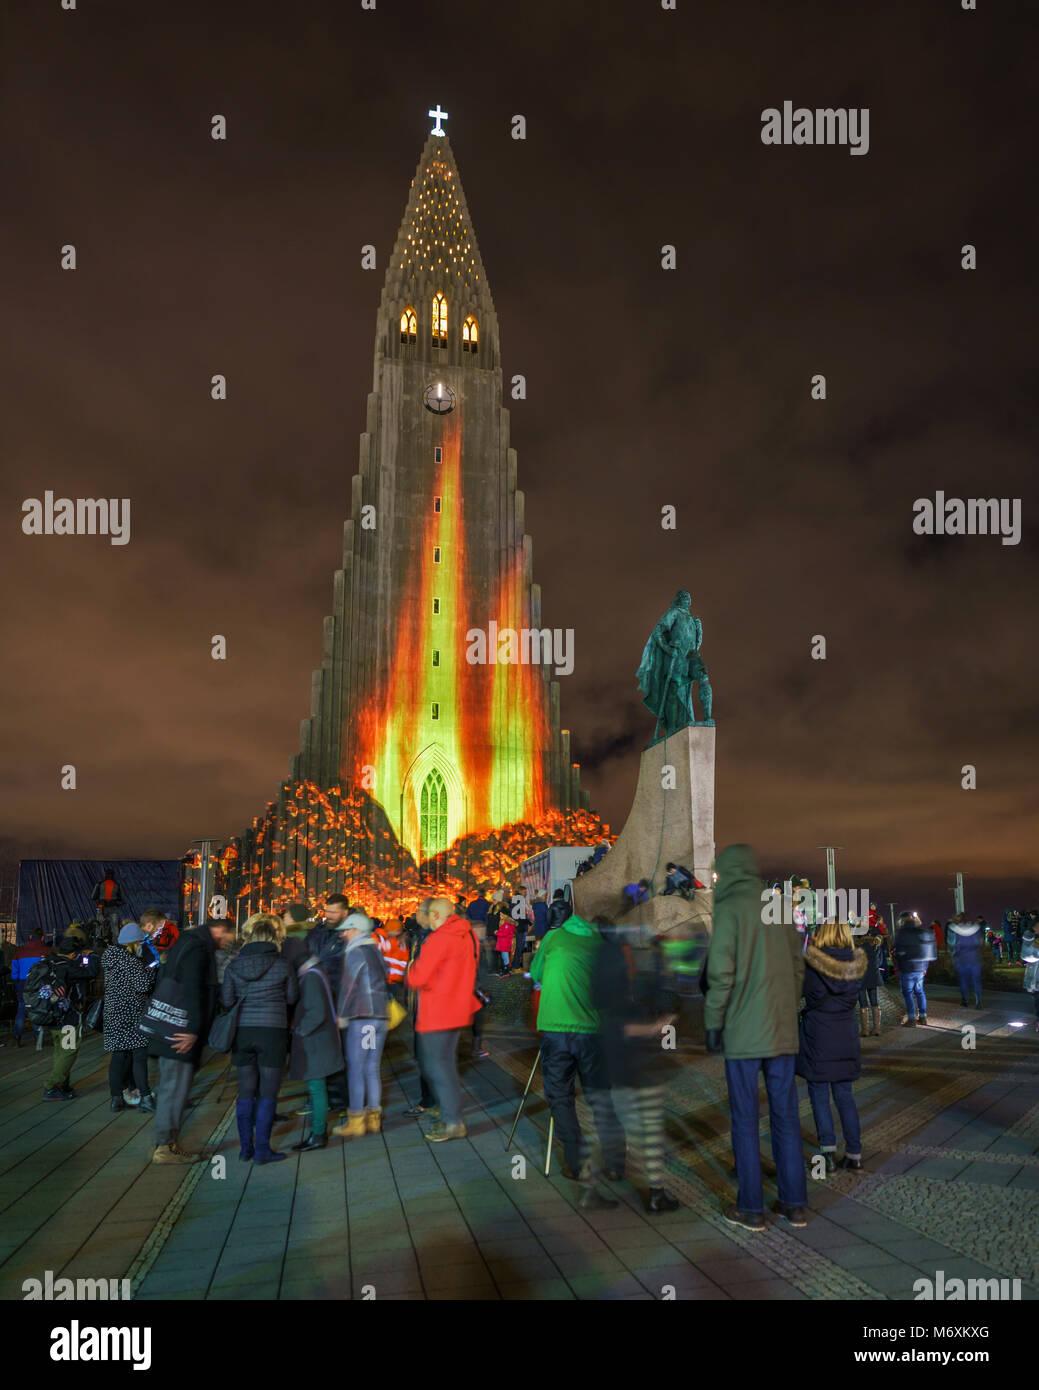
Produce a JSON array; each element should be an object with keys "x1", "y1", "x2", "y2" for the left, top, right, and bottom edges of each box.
[{"x1": 705, "y1": 1028, "x2": 723, "y2": 1054}]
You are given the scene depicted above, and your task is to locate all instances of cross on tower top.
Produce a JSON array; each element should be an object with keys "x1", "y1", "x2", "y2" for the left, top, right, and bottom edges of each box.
[{"x1": 428, "y1": 105, "x2": 449, "y2": 137}]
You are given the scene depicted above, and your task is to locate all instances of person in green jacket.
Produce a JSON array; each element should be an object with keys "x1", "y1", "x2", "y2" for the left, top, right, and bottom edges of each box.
[
  {"x1": 529, "y1": 913, "x2": 626, "y2": 1209},
  {"x1": 705, "y1": 844, "x2": 808, "y2": 1232}
]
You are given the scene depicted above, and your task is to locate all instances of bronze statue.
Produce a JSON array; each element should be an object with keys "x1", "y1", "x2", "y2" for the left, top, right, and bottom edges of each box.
[{"x1": 636, "y1": 589, "x2": 714, "y2": 743}]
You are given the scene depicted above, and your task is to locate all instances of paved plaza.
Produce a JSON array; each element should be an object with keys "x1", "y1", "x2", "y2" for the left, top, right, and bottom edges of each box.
[{"x1": 1, "y1": 980, "x2": 1037, "y2": 1302}]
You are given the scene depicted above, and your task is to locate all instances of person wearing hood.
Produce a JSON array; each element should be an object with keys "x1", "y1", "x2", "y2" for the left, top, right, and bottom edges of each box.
[
  {"x1": 796, "y1": 920, "x2": 868, "y2": 1172},
  {"x1": 947, "y1": 912, "x2": 984, "y2": 1008},
  {"x1": 405, "y1": 896, "x2": 480, "y2": 1142},
  {"x1": 529, "y1": 910, "x2": 626, "y2": 1210},
  {"x1": 704, "y1": 845, "x2": 807, "y2": 1231},
  {"x1": 1021, "y1": 924, "x2": 1039, "y2": 1033},
  {"x1": 331, "y1": 911, "x2": 390, "y2": 1141},
  {"x1": 221, "y1": 913, "x2": 299, "y2": 1164},
  {"x1": 546, "y1": 887, "x2": 572, "y2": 932},
  {"x1": 102, "y1": 923, "x2": 159, "y2": 1113},
  {"x1": 893, "y1": 912, "x2": 937, "y2": 1025}
]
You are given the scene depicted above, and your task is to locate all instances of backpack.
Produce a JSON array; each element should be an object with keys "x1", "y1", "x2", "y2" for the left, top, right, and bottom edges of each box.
[{"x1": 25, "y1": 957, "x2": 70, "y2": 1028}]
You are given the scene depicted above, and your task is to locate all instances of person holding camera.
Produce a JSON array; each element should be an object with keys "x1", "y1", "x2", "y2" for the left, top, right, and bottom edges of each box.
[{"x1": 41, "y1": 936, "x2": 101, "y2": 1100}]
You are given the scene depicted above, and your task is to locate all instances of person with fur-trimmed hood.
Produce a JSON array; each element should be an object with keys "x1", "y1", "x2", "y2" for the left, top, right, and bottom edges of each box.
[
  {"x1": 948, "y1": 912, "x2": 984, "y2": 1008},
  {"x1": 796, "y1": 920, "x2": 868, "y2": 1173}
]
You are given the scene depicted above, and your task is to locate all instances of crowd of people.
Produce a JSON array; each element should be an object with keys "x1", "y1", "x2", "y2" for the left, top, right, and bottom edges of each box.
[{"x1": 2, "y1": 864, "x2": 1037, "y2": 1231}]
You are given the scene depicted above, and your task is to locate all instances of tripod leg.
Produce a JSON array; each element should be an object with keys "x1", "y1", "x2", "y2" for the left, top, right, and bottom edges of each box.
[
  {"x1": 503, "y1": 1047, "x2": 542, "y2": 1150},
  {"x1": 544, "y1": 1115, "x2": 554, "y2": 1176}
]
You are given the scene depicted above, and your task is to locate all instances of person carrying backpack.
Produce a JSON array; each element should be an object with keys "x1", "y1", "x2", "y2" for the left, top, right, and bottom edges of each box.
[
  {"x1": 27, "y1": 935, "x2": 101, "y2": 1099},
  {"x1": 10, "y1": 931, "x2": 50, "y2": 1048}
]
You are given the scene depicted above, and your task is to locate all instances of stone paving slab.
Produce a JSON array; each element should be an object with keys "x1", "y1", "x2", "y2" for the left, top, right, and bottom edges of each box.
[{"x1": 0, "y1": 980, "x2": 1037, "y2": 1300}]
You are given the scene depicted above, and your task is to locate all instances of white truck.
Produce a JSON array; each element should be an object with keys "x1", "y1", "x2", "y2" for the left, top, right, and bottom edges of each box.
[{"x1": 519, "y1": 846, "x2": 595, "y2": 907}]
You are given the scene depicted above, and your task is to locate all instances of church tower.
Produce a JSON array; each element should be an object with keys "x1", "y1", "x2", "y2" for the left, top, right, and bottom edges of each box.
[{"x1": 287, "y1": 118, "x2": 587, "y2": 866}]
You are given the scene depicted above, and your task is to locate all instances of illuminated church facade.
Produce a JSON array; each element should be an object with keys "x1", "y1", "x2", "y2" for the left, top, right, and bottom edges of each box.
[{"x1": 206, "y1": 118, "x2": 593, "y2": 914}]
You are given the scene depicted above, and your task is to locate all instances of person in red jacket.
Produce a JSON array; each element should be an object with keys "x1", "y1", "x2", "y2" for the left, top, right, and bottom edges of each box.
[{"x1": 405, "y1": 897, "x2": 479, "y2": 1143}]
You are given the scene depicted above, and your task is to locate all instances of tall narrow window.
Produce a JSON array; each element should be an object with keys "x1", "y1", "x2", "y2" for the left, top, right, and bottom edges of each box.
[
  {"x1": 434, "y1": 446, "x2": 443, "y2": 463},
  {"x1": 399, "y1": 307, "x2": 417, "y2": 343},
  {"x1": 462, "y1": 314, "x2": 478, "y2": 353},
  {"x1": 432, "y1": 649, "x2": 440, "y2": 667},
  {"x1": 432, "y1": 597, "x2": 440, "y2": 615},
  {"x1": 433, "y1": 546, "x2": 441, "y2": 563},
  {"x1": 432, "y1": 293, "x2": 448, "y2": 346},
  {"x1": 420, "y1": 767, "x2": 448, "y2": 855},
  {"x1": 430, "y1": 702, "x2": 440, "y2": 721},
  {"x1": 434, "y1": 496, "x2": 442, "y2": 513}
]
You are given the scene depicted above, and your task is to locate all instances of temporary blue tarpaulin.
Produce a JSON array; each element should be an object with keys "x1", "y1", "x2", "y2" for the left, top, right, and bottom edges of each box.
[{"x1": 16, "y1": 860, "x2": 182, "y2": 944}]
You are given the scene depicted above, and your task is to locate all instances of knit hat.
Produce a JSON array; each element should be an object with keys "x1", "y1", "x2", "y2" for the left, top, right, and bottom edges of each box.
[
  {"x1": 118, "y1": 923, "x2": 145, "y2": 944},
  {"x1": 339, "y1": 910, "x2": 374, "y2": 936},
  {"x1": 491, "y1": 890, "x2": 505, "y2": 903},
  {"x1": 284, "y1": 903, "x2": 310, "y2": 924}
]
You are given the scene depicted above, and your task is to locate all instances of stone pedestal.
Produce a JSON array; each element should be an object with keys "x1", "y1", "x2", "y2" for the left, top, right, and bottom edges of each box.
[{"x1": 572, "y1": 725, "x2": 716, "y2": 932}]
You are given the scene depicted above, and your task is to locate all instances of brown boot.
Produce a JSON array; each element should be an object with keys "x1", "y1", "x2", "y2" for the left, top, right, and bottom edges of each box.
[
  {"x1": 870, "y1": 1006, "x2": 881, "y2": 1036},
  {"x1": 331, "y1": 1110, "x2": 367, "y2": 1140},
  {"x1": 364, "y1": 1107, "x2": 382, "y2": 1134},
  {"x1": 152, "y1": 1142, "x2": 197, "y2": 1165},
  {"x1": 859, "y1": 1009, "x2": 869, "y2": 1036}
]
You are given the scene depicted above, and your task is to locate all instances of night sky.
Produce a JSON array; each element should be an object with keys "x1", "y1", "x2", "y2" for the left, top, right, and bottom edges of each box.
[{"x1": 4, "y1": 0, "x2": 1036, "y2": 924}]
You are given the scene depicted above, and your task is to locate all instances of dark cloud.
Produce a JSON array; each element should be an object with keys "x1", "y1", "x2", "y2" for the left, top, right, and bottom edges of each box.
[{"x1": 2, "y1": 0, "x2": 1036, "y2": 929}]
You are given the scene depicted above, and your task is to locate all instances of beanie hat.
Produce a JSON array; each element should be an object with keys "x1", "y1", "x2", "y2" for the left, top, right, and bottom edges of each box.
[
  {"x1": 339, "y1": 910, "x2": 374, "y2": 936},
  {"x1": 284, "y1": 903, "x2": 310, "y2": 924},
  {"x1": 118, "y1": 923, "x2": 145, "y2": 944}
]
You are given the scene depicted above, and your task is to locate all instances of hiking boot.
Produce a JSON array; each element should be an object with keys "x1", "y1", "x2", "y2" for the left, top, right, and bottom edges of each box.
[
  {"x1": 841, "y1": 1155, "x2": 864, "y2": 1171},
  {"x1": 138, "y1": 1092, "x2": 157, "y2": 1114},
  {"x1": 152, "y1": 1143, "x2": 197, "y2": 1165},
  {"x1": 364, "y1": 1107, "x2": 382, "y2": 1134},
  {"x1": 773, "y1": 1202, "x2": 808, "y2": 1227},
  {"x1": 426, "y1": 1122, "x2": 467, "y2": 1143},
  {"x1": 900, "y1": 1017, "x2": 916, "y2": 1027},
  {"x1": 722, "y1": 1205, "x2": 765, "y2": 1232},
  {"x1": 646, "y1": 1188, "x2": 681, "y2": 1213},
  {"x1": 332, "y1": 1110, "x2": 368, "y2": 1141},
  {"x1": 110, "y1": 1096, "x2": 126, "y2": 1112},
  {"x1": 43, "y1": 1087, "x2": 73, "y2": 1101}
]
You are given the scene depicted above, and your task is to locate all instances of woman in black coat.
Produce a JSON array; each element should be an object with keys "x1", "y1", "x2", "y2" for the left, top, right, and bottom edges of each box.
[
  {"x1": 852, "y1": 923, "x2": 883, "y2": 1037},
  {"x1": 796, "y1": 920, "x2": 868, "y2": 1173},
  {"x1": 287, "y1": 956, "x2": 344, "y2": 1151},
  {"x1": 221, "y1": 914, "x2": 299, "y2": 1164}
]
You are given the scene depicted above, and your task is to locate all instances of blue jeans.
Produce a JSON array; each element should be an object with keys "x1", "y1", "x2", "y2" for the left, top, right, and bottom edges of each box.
[
  {"x1": 956, "y1": 964, "x2": 982, "y2": 1003},
  {"x1": 724, "y1": 1055, "x2": 807, "y2": 1213},
  {"x1": 806, "y1": 1080, "x2": 861, "y2": 1156},
  {"x1": 345, "y1": 1018, "x2": 388, "y2": 1111},
  {"x1": 13, "y1": 981, "x2": 39, "y2": 1041},
  {"x1": 900, "y1": 970, "x2": 927, "y2": 1018}
]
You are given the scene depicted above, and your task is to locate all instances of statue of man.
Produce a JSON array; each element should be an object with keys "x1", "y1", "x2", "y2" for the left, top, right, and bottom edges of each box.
[{"x1": 636, "y1": 589, "x2": 714, "y2": 742}]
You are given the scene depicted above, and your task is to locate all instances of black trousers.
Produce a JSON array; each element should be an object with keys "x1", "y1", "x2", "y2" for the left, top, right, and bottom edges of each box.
[
  {"x1": 108, "y1": 1047, "x2": 149, "y2": 1097},
  {"x1": 539, "y1": 1031, "x2": 625, "y2": 1176}
]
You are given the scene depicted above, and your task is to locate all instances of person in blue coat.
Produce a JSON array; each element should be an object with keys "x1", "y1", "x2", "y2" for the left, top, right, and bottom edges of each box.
[
  {"x1": 948, "y1": 914, "x2": 984, "y2": 1007},
  {"x1": 796, "y1": 920, "x2": 868, "y2": 1173}
]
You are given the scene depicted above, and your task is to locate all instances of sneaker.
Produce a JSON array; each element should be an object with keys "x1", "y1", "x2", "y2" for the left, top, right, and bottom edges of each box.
[
  {"x1": 773, "y1": 1202, "x2": 808, "y2": 1227},
  {"x1": 426, "y1": 1122, "x2": 467, "y2": 1143},
  {"x1": 138, "y1": 1092, "x2": 157, "y2": 1114},
  {"x1": 43, "y1": 1087, "x2": 73, "y2": 1101},
  {"x1": 472, "y1": 1050, "x2": 490, "y2": 1061},
  {"x1": 403, "y1": 1104, "x2": 429, "y2": 1117},
  {"x1": 578, "y1": 1187, "x2": 618, "y2": 1211},
  {"x1": 900, "y1": 1017, "x2": 916, "y2": 1028},
  {"x1": 918, "y1": 1015, "x2": 928, "y2": 1026},
  {"x1": 841, "y1": 1155, "x2": 864, "y2": 1171},
  {"x1": 110, "y1": 1096, "x2": 126, "y2": 1112},
  {"x1": 722, "y1": 1205, "x2": 765, "y2": 1232}
]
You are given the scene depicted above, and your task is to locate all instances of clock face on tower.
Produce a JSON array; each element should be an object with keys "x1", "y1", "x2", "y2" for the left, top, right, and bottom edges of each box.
[{"x1": 423, "y1": 382, "x2": 456, "y2": 415}]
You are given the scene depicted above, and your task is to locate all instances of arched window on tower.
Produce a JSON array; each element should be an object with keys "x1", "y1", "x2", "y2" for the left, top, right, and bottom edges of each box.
[
  {"x1": 432, "y1": 293, "x2": 448, "y2": 348},
  {"x1": 420, "y1": 768, "x2": 448, "y2": 857},
  {"x1": 399, "y1": 307, "x2": 417, "y2": 358},
  {"x1": 462, "y1": 315, "x2": 478, "y2": 355}
]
